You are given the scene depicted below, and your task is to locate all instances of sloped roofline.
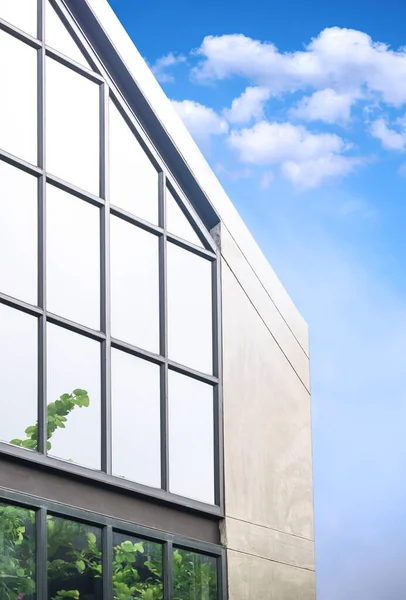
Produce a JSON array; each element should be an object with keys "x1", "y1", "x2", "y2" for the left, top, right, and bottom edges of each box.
[{"x1": 66, "y1": 0, "x2": 309, "y2": 353}]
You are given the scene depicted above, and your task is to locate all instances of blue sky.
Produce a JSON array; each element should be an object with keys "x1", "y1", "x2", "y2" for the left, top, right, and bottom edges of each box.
[{"x1": 109, "y1": 1, "x2": 406, "y2": 597}]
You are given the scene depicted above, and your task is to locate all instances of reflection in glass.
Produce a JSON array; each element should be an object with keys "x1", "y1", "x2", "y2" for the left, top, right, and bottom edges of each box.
[
  {"x1": 173, "y1": 548, "x2": 217, "y2": 600},
  {"x1": 46, "y1": 57, "x2": 99, "y2": 194},
  {"x1": 0, "y1": 161, "x2": 37, "y2": 305},
  {"x1": 166, "y1": 187, "x2": 203, "y2": 247},
  {"x1": 112, "y1": 350, "x2": 161, "y2": 488},
  {"x1": 0, "y1": 305, "x2": 37, "y2": 449},
  {"x1": 111, "y1": 216, "x2": 160, "y2": 353},
  {"x1": 168, "y1": 371, "x2": 214, "y2": 504},
  {"x1": 0, "y1": 502, "x2": 36, "y2": 600},
  {"x1": 47, "y1": 324, "x2": 101, "y2": 470},
  {"x1": 113, "y1": 532, "x2": 163, "y2": 600},
  {"x1": 47, "y1": 516, "x2": 102, "y2": 600},
  {"x1": 0, "y1": 31, "x2": 37, "y2": 163},
  {"x1": 47, "y1": 184, "x2": 100, "y2": 329},
  {"x1": 109, "y1": 100, "x2": 159, "y2": 224},
  {"x1": 45, "y1": 1, "x2": 90, "y2": 68},
  {"x1": 0, "y1": 0, "x2": 37, "y2": 36},
  {"x1": 167, "y1": 243, "x2": 213, "y2": 373}
]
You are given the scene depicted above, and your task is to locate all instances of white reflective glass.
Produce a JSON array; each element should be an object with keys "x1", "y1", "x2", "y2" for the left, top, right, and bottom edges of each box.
[
  {"x1": 0, "y1": 161, "x2": 37, "y2": 304},
  {"x1": 0, "y1": 31, "x2": 37, "y2": 163},
  {"x1": 0, "y1": 304, "x2": 37, "y2": 448},
  {"x1": 167, "y1": 243, "x2": 213, "y2": 373},
  {"x1": 0, "y1": 0, "x2": 37, "y2": 37},
  {"x1": 111, "y1": 216, "x2": 160, "y2": 353},
  {"x1": 45, "y1": 1, "x2": 90, "y2": 68},
  {"x1": 109, "y1": 100, "x2": 159, "y2": 224},
  {"x1": 112, "y1": 350, "x2": 161, "y2": 488},
  {"x1": 46, "y1": 185, "x2": 100, "y2": 329},
  {"x1": 47, "y1": 324, "x2": 101, "y2": 470},
  {"x1": 168, "y1": 371, "x2": 214, "y2": 504},
  {"x1": 166, "y1": 187, "x2": 203, "y2": 248},
  {"x1": 46, "y1": 57, "x2": 99, "y2": 194}
]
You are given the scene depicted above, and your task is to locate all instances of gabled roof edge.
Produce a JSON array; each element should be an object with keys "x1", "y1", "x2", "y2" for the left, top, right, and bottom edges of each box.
[{"x1": 66, "y1": 0, "x2": 309, "y2": 354}]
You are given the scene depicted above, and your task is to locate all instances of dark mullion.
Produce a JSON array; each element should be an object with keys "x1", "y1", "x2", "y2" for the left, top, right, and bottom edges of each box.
[
  {"x1": 218, "y1": 551, "x2": 228, "y2": 600},
  {"x1": 212, "y1": 255, "x2": 224, "y2": 508},
  {"x1": 102, "y1": 525, "x2": 113, "y2": 600},
  {"x1": 163, "y1": 540, "x2": 173, "y2": 600},
  {"x1": 45, "y1": 45, "x2": 104, "y2": 84},
  {"x1": 0, "y1": 17, "x2": 42, "y2": 48},
  {"x1": 100, "y1": 83, "x2": 112, "y2": 475},
  {"x1": 159, "y1": 173, "x2": 170, "y2": 491},
  {"x1": 35, "y1": 507, "x2": 47, "y2": 600},
  {"x1": 37, "y1": 0, "x2": 47, "y2": 456}
]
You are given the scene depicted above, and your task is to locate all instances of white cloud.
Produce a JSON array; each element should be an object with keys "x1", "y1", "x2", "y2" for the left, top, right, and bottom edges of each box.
[
  {"x1": 370, "y1": 117, "x2": 406, "y2": 151},
  {"x1": 291, "y1": 88, "x2": 355, "y2": 124},
  {"x1": 151, "y1": 52, "x2": 186, "y2": 83},
  {"x1": 223, "y1": 86, "x2": 271, "y2": 124},
  {"x1": 228, "y1": 120, "x2": 362, "y2": 188},
  {"x1": 192, "y1": 28, "x2": 406, "y2": 106},
  {"x1": 171, "y1": 100, "x2": 229, "y2": 145}
]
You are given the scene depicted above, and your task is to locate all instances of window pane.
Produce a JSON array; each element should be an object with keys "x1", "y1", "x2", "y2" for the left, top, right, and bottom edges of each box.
[
  {"x1": 0, "y1": 161, "x2": 37, "y2": 304},
  {"x1": 45, "y1": 1, "x2": 90, "y2": 68},
  {"x1": 0, "y1": 305, "x2": 37, "y2": 450},
  {"x1": 112, "y1": 350, "x2": 161, "y2": 488},
  {"x1": 46, "y1": 57, "x2": 99, "y2": 194},
  {"x1": 168, "y1": 371, "x2": 214, "y2": 504},
  {"x1": 0, "y1": 0, "x2": 37, "y2": 37},
  {"x1": 113, "y1": 532, "x2": 163, "y2": 600},
  {"x1": 111, "y1": 216, "x2": 160, "y2": 353},
  {"x1": 0, "y1": 31, "x2": 37, "y2": 163},
  {"x1": 47, "y1": 516, "x2": 102, "y2": 600},
  {"x1": 0, "y1": 503, "x2": 36, "y2": 600},
  {"x1": 173, "y1": 548, "x2": 217, "y2": 600},
  {"x1": 47, "y1": 324, "x2": 101, "y2": 470},
  {"x1": 166, "y1": 187, "x2": 204, "y2": 248},
  {"x1": 167, "y1": 243, "x2": 213, "y2": 373},
  {"x1": 109, "y1": 100, "x2": 159, "y2": 224},
  {"x1": 47, "y1": 184, "x2": 100, "y2": 329}
]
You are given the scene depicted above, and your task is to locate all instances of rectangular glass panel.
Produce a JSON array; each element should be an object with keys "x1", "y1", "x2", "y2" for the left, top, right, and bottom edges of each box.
[
  {"x1": 0, "y1": 31, "x2": 37, "y2": 163},
  {"x1": 0, "y1": 502, "x2": 36, "y2": 600},
  {"x1": 46, "y1": 57, "x2": 99, "y2": 194},
  {"x1": 173, "y1": 548, "x2": 217, "y2": 600},
  {"x1": 109, "y1": 100, "x2": 159, "y2": 224},
  {"x1": 47, "y1": 516, "x2": 102, "y2": 599},
  {"x1": 0, "y1": 161, "x2": 37, "y2": 304},
  {"x1": 0, "y1": 0, "x2": 37, "y2": 36},
  {"x1": 46, "y1": 184, "x2": 100, "y2": 329},
  {"x1": 112, "y1": 350, "x2": 161, "y2": 488},
  {"x1": 0, "y1": 304, "x2": 37, "y2": 450},
  {"x1": 110, "y1": 216, "x2": 160, "y2": 353},
  {"x1": 47, "y1": 324, "x2": 101, "y2": 470},
  {"x1": 113, "y1": 532, "x2": 163, "y2": 599},
  {"x1": 168, "y1": 371, "x2": 215, "y2": 504},
  {"x1": 167, "y1": 243, "x2": 213, "y2": 373}
]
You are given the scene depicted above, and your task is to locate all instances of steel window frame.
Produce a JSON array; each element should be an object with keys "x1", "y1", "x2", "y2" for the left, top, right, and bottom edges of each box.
[
  {"x1": 0, "y1": 0, "x2": 225, "y2": 519},
  {"x1": 0, "y1": 488, "x2": 226, "y2": 600}
]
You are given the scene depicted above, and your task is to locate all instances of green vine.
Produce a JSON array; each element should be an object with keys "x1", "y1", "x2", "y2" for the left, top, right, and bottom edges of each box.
[{"x1": 9, "y1": 389, "x2": 89, "y2": 452}]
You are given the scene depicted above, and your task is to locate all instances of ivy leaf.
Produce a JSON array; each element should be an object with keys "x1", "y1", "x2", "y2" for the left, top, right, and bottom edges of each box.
[
  {"x1": 21, "y1": 439, "x2": 37, "y2": 449},
  {"x1": 25, "y1": 426, "x2": 37, "y2": 436},
  {"x1": 76, "y1": 559, "x2": 85, "y2": 573},
  {"x1": 10, "y1": 439, "x2": 23, "y2": 446}
]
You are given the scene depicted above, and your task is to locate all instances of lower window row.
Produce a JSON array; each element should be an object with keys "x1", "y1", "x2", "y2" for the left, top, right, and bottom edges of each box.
[{"x1": 0, "y1": 501, "x2": 220, "y2": 600}]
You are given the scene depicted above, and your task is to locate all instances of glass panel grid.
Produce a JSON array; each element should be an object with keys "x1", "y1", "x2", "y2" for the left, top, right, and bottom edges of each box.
[
  {"x1": 0, "y1": 0, "x2": 221, "y2": 511},
  {"x1": 0, "y1": 496, "x2": 223, "y2": 600}
]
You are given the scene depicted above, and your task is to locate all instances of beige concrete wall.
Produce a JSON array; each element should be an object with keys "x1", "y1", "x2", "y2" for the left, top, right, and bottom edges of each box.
[{"x1": 221, "y1": 225, "x2": 315, "y2": 599}]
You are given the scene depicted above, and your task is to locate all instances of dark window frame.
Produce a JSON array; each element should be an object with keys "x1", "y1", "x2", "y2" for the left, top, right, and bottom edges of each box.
[
  {"x1": 0, "y1": 0, "x2": 224, "y2": 518},
  {"x1": 0, "y1": 488, "x2": 227, "y2": 600}
]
